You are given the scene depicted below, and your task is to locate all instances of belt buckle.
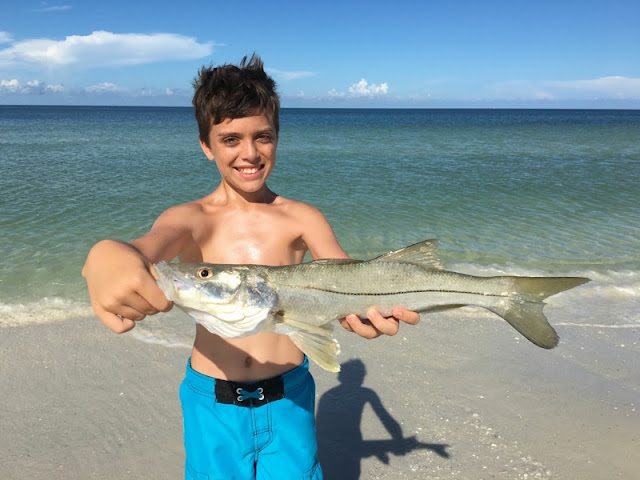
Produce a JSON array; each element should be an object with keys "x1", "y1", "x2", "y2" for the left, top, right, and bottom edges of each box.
[{"x1": 215, "y1": 376, "x2": 285, "y2": 408}]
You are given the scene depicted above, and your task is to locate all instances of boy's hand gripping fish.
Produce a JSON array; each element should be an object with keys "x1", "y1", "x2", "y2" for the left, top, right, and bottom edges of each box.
[{"x1": 152, "y1": 240, "x2": 589, "y2": 372}]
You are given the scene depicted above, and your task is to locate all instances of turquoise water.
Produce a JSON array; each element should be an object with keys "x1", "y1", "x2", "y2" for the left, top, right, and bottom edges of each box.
[{"x1": 1, "y1": 106, "x2": 639, "y2": 331}]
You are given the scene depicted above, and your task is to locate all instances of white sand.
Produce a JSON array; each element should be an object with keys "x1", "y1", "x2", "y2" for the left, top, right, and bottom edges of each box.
[{"x1": 1, "y1": 310, "x2": 638, "y2": 479}]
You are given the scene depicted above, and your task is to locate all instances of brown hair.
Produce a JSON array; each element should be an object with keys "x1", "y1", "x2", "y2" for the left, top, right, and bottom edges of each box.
[{"x1": 192, "y1": 54, "x2": 279, "y2": 146}]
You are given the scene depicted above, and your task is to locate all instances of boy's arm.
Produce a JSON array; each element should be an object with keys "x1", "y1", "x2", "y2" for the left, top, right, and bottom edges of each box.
[
  {"x1": 82, "y1": 206, "x2": 192, "y2": 333},
  {"x1": 300, "y1": 205, "x2": 420, "y2": 339}
]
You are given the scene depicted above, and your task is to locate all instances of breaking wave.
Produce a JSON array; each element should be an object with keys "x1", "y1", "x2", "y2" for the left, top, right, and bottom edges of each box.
[{"x1": 0, "y1": 297, "x2": 94, "y2": 328}]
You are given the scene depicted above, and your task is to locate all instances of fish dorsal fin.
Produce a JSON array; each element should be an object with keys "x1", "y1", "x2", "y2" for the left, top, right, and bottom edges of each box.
[{"x1": 371, "y1": 239, "x2": 445, "y2": 270}]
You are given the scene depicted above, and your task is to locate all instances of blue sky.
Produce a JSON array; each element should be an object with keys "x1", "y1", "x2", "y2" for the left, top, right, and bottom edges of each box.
[{"x1": 1, "y1": 0, "x2": 639, "y2": 107}]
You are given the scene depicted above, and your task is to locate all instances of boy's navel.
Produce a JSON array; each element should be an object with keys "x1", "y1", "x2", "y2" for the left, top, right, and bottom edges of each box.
[{"x1": 244, "y1": 356, "x2": 253, "y2": 368}]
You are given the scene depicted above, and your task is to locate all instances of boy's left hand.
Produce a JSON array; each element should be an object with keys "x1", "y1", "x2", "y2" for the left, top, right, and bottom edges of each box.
[{"x1": 339, "y1": 307, "x2": 420, "y2": 339}]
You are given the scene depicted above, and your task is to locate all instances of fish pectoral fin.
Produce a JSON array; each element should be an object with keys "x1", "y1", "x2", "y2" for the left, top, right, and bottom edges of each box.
[
  {"x1": 371, "y1": 239, "x2": 445, "y2": 270},
  {"x1": 276, "y1": 317, "x2": 341, "y2": 373}
]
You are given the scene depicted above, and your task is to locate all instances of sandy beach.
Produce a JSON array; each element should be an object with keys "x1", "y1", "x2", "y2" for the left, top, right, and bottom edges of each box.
[{"x1": 1, "y1": 308, "x2": 638, "y2": 480}]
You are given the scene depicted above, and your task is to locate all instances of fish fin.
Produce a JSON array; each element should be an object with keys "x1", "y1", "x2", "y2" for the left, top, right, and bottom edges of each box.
[
  {"x1": 489, "y1": 276, "x2": 590, "y2": 349},
  {"x1": 276, "y1": 318, "x2": 341, "y2": 372},
  {"x1": 371, "y1": 239, "x2": 445, "y2": 270}
]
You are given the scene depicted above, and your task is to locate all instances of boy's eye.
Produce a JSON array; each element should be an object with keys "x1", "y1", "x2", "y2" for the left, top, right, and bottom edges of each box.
[{"x1": 222, "y1": 137, "x2": 238, "y2": 145}]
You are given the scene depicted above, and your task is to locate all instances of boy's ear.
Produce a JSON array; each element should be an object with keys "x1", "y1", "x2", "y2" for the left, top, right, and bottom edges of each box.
[{"x1": 199, "y1": 137, "x2": 215, "y2": 160}]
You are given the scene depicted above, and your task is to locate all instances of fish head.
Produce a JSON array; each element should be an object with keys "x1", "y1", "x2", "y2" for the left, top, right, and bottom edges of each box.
[{"x1": 153, "y1": 261, "x2": 277, "y2": 338}]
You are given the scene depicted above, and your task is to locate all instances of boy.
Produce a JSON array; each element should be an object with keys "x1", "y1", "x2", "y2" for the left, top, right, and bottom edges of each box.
[{"x1": 82, "y1": 54, "x2": 419, "y2": 479}]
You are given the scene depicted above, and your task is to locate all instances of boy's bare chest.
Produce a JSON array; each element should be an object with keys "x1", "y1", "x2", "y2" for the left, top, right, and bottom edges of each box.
[{"x1": 188, "y1": 209, "x2": 306, "y2": 265}]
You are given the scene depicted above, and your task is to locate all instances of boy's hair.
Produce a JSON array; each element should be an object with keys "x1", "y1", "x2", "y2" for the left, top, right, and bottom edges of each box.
[{"x1": 192, "y1": 53, "x2": 280, "y2": 146}]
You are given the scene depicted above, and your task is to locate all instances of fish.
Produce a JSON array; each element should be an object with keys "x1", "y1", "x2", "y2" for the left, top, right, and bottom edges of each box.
[{"x1": 152, "y1": 239, "x2": 589, "y2": 372}]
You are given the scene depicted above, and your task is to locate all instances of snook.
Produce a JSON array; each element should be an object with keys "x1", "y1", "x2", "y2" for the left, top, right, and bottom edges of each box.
[{"x1": 153, "y1": 240, "x2": 589, "y2": 372}]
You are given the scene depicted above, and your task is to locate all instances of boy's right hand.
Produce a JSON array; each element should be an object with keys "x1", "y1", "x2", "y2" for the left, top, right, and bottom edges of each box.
[{"x1": 82, "y1": 240, "x2": 173, "y2": 333}]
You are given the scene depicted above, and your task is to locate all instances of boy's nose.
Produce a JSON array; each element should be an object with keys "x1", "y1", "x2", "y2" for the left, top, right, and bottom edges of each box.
[{"x1": 241, "y1": 141, "x2": 259, "y2": 160}]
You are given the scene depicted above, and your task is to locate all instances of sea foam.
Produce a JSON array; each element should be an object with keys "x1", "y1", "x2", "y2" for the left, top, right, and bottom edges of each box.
[{"x1": 0, "y1": 297, "x2": 94, "y2": 328}]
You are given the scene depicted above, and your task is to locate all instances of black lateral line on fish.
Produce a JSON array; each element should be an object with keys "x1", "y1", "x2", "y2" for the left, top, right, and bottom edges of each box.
[{"x1": 282, "y1": 286, "x2": 506, "y2": 297}]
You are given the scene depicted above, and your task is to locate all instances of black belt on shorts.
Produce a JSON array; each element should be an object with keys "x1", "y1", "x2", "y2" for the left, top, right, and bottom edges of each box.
[{"x1": 214, "y1": 375, "x2": 285, "y2": 408}]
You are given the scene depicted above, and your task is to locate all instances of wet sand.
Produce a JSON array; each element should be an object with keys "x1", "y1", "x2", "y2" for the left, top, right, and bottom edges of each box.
[{"x1": 1, "y1": 310, "x2": 638, "y2": 479}]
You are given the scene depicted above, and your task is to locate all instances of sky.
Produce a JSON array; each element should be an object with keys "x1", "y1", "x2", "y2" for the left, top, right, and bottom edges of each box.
[{"x1": 1, "y1": 0, "x2": 639, "y2": 108}]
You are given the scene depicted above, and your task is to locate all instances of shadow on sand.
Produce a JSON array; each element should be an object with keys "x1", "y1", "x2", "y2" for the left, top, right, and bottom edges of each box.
[{"x1": 316, "y1": 359, "x2": 449, "y2": 479}]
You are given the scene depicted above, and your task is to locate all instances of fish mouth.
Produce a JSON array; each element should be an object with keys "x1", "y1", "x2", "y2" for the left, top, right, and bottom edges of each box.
[{"x1": 152, "y1": 262, "x2": 190, "y2": 302}]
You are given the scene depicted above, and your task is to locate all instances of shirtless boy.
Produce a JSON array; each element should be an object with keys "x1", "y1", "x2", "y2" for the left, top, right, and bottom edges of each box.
[{"x1": 82, "y1": 54, "x2": 419, "y2": 479}]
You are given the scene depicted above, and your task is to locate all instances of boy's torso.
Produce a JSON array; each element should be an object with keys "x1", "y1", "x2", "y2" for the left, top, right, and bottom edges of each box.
[{"x1": 178, "y1": 190, "x2": 309, "y2": 382}]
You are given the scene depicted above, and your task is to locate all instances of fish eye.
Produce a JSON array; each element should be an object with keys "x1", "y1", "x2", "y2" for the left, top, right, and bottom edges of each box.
[{"x1": 196, "y1": 267, "x2": 214, "y2": 279}]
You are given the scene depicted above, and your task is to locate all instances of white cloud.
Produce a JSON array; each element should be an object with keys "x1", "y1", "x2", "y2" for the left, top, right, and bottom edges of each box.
[
  {"x1": 0, "y1": 76, "x2": 195, "y2": 103},
  {"x1": 46, "y1": 83, "x2": 64, "y2": 92},
  {"x1": 545, "y1": 76, "x2": 640, "y2": 98},
  {"x1": 0, "y1": 30, "x2": 214, "y2": 69},
  {"x1": 0, "y1": 79, "x2": 20, "y2": 92},
  {"x1": 0, "y1": 78, "x2": 64, "y2": 94},
  {"x1": 85, "y1": 82, "x2": 125, "y2": 93},
  {"x1": 487, "y1": 76, "x2": 640, "y2": 101},
  {"x1": 0, "y1": 31, "x2": 12, "y2": 44},
  {"x1": 348, "y1": 78, "x2": 389, "y2": 97},
  {"x1": 268, "y1": 68, "x2": 315, "y2": 81},
  {"x1": 30, "y1": 4, "x2": 72, "y2": 13},
  {"x1": 327, "y1": 79, "x2": 390, "y2": 99},
  {"x1": 533, "y1": 90, "x2": 554, "y2": 100}
]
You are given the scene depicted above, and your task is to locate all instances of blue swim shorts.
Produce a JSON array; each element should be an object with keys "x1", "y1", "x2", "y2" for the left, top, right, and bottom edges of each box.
[{"x1": 180, "y1": 357, "x2": 323, "y2": 480}]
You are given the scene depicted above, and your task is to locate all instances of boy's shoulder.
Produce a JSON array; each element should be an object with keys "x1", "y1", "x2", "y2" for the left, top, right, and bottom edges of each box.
[
  {"x1": 273, "y1": 195, "x2": 346, "y2": 259},
  {"x1": 156, "y1": 199, "x2": 207, "y2": 220},
  {"x1": 149, "y1": 199, "x2": 212, "y2": 236},
  {"x1": 270, "y1": 195, "x2": 328, "y2": 222}
]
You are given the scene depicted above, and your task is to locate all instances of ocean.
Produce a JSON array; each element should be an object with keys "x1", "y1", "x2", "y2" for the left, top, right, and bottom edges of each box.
[{"x1": 1, "y1": 106, "x2": 639, "y2": 342}]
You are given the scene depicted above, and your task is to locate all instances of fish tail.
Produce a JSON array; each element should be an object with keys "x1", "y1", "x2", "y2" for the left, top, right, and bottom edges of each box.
[{"x1": 489, "y1": 276, "x2": 590, "y2": 349}]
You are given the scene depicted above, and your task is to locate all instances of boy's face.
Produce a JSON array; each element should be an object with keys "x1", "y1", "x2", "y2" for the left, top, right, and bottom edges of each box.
[{"x1": 200, "y1": 114, "x2": 278, "y2": 196}]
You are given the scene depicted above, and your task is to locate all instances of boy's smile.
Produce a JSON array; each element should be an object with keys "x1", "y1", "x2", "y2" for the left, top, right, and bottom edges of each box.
[
  {"x1": 235, "y1": 164, "x2": 265, "y2": 179},
  {"x1": 199, "y1": 114, "x2": 277, "y2": 197}
]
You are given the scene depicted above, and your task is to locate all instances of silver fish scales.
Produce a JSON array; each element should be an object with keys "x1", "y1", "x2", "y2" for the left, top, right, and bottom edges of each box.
[{"x1": 153, "y1": 240, "x2": 589, "y2": 372}]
